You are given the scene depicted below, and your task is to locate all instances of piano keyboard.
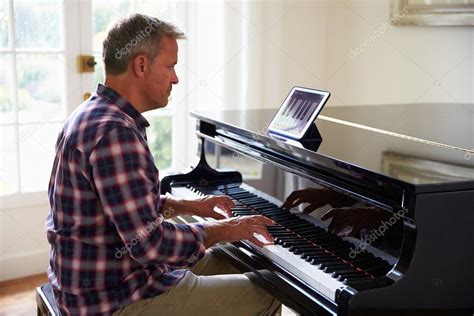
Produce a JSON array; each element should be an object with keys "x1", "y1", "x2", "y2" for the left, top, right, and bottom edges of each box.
[{"x1": 171, "y1": 183, "x2": 393, "y2": 302}]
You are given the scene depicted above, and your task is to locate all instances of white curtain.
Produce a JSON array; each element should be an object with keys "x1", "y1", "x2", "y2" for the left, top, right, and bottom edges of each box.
[{"x1": 170, "y1": 1, "x2": 265, "y2": 170}]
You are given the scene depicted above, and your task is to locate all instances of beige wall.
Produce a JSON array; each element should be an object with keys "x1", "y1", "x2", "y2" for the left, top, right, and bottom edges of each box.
[
  {"x1": 0, "y1": 196, "x2": 50, "y2": 281},
  {"x1": 262, "y1": 0, "x2": 473, "y2": 107}
]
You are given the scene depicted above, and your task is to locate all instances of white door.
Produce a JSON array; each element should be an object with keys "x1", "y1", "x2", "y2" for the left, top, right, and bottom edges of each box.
[
  {"x1": 0, "y1": 0, "x2": 82, "y2": 207},
  {"x1": 0, "y1": 0, "x2": 187, "y2": 206}
]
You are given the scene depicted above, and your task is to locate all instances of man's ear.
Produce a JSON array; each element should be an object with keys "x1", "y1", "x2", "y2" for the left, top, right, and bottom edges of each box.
[{"x1": 132, "y1": 54, "x2": 147, "y2": 78}]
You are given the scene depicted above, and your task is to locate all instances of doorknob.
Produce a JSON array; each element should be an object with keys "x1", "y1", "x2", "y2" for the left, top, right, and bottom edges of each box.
[{"x1": 77, "y1": 55, "x2": 96, "y2": 73}]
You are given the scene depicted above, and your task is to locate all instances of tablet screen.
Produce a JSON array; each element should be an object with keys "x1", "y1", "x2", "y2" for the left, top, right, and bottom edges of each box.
[{"x1": 268, "y1": 86, "x2": 330, "y2": 139}]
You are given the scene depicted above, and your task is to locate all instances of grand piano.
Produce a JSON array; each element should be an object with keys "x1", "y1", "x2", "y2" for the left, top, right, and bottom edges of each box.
[{"x1": 161, "y1": 103, "x2": 474, "y2": 315}]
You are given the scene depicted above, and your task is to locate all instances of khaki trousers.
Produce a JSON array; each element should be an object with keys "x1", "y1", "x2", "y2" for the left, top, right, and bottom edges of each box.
[{"x1": 113, "y1": 249, "x2": 282, "y2": 316}]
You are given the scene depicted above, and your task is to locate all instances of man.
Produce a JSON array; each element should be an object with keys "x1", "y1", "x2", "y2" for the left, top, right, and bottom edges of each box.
[{"x1": 47, "y1": 14, "x2": 280, "y2": 315}]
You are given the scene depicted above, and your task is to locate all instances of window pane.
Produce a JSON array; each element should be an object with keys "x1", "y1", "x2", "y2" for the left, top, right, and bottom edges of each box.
[
  {"x1": 0, "y1": 54, "x2": 14, "y2": 124},
  {"x1": 92, "y1": 0, "x2": 131, "y2": 51},
  {"x1": 19, "y1": 122, "x2": 60, "y2": 193},
  {"x1": 146, "y1": 116, "x2": 172, "y2": 170},
  {"x1": 0, "y1": 0, "x2": 9, "y2": 48},
  {"x1": 16, "y1": 53, "x2": 65, "y2": 123},
  {"x1": 0, "y1": 126, "x2": 18, "y2": 196},
  {"x1": 14, "y1": 0, "x2": 62, "y2": 49},
  {"x1": 93, "y1": 52, "x2": 104, "y2": 86},
  {"x1": 134, "y1": 0, "x2": 174, "y2": 20}
]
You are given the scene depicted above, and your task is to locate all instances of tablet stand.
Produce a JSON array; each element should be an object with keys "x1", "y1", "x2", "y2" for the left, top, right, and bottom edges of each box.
[
  {"x1": 267, "y1": 123, "x2": 322, "y2": 151},
  {"x1": 298, "y1": 122, "x2": 322, "y2": 150}
]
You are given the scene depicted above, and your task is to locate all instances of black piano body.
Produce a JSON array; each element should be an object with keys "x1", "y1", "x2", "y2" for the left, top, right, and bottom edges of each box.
[{"x1": 162, "y1": 104, "x2": 474, "y2": 315}]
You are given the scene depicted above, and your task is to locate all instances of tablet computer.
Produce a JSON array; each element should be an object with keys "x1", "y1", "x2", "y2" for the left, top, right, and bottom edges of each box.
[{"x1": 268, "y1": 86, "x2": 330, "y2": 140}]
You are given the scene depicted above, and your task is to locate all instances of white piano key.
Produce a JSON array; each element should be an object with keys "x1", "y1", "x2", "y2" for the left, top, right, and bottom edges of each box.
[{"x1": 256, "y1": 244, "x2": 345, "y2": 301}]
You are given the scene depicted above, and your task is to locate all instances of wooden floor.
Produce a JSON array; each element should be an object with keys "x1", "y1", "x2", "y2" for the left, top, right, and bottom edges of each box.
[
  {"x1": 0, "y1": 274, "x2": 296, "y2": 315},
  {"x1": 0, "y1": 274, "x2": 48, "y2": 316}
]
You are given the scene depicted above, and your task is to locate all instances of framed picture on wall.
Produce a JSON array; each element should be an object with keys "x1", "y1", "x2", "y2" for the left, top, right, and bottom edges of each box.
[{"x1": 391, "y1": 0, "x2": 474, "y2": 26}]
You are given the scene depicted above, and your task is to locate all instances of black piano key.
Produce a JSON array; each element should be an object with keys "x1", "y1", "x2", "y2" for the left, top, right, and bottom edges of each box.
[
  {"x1": 291, "y1": 226, "x2": 322, "y2": 234},
  {"x1": 278, "y1": 218, "x2": 304, "y2": 225},
  {"x1": 256, "y1": 208, "x2": 286, "y2": 215},
  {"x1": 252, "y1": 204, "x2": 278, "y2": 211},
  {"x1": 239, "y1": 197, "x2": 267, "y2": 203},
  {"x1": 288, "y1": 245, "x2": 319, "y2": 252},
  {"x1": 308, "y1": 257, "x2": 341, "y2": 265},
  {"x1": 303, "y1": 252, "x2": 338, "y2": 260},
  {"x1": 264, "y1": 214, "x2": 297, "y2": 222},
  {"x1": 299, "y1": 249, "x2": 331, "y2": 257},
  {"x1": 318, "y1": 261, "x2": 349, "y2": 268},
  {"x1": 284, "y1": 222, "x2": 315, "y2": 230},
  {"x1": 274, "y1": 236, "x2": 299, "y2": 243},
  {"x1": 230, "y1": 192, "x2": 256, "y2": 197},
  {"x1": 270, "y1": 232, "x2": 296, "y2": 238},
  {"x1": 280, "y1": 240, "x2": 309, "y2": 247},
  {"x1": 323, "y1": 266, "x2": 357, "y2": 274},
  {"x1": 283, "y1": 241, "x2": 312, "y2": 248},
  {"x1": 342, "y1": 277, "x2": 373, "y2": 284}
]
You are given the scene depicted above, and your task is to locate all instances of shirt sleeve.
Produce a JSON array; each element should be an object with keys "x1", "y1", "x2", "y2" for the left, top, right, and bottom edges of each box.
[{"x1": 89, "y1": 126, "x2": 206, "y2": 267}]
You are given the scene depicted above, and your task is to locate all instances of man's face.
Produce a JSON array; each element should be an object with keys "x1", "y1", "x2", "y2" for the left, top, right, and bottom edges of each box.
[{"x1": 144, "y1": 36, "x2": 179, "y2": 110}]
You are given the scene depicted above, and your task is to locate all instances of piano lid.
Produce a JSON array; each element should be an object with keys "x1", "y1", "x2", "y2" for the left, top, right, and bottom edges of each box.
[{"x1": 191, "y1": 103, "x2": 474, "y2": 193}]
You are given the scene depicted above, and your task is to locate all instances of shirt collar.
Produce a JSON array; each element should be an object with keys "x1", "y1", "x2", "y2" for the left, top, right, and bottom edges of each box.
[{"x1": 96, "y1": 83, "x2": 150, "y2": 129}]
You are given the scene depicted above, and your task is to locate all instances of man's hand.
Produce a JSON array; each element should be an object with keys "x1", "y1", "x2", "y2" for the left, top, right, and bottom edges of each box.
[
  {"x1": 282, "y1": 188, "x2": 342, "y2": 213},
  {"x1": 183, "y1": 195, "x2": 234, "y2": 220},
  {"x1": 163, "y1": 195, "x2": 234, "y2": 220},
  {"x1": 203, "y1": 215, "x2": 275, "y2": 248}
]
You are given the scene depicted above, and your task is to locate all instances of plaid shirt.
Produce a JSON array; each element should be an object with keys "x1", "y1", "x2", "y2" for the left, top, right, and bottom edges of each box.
[{"x1": 47, "y1": 83, "x2": 206, "y2": 315}]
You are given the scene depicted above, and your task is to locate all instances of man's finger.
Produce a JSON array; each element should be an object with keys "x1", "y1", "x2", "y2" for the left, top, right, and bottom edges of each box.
[
  {"x1": 249, "y1": 233, "x2": 273, "y2": 247},
  {"x1": 252, "y1": 226, "x2": 274, "y2": 241},
  {"x1": 281, "y1": 192, "x2": 300, "y2": 209},
  {"x1": 210, "y1": 209, "x2": 228, "y2": 220},
  {"x1": 321, "y1": 207, "x2": 344, "y2": 221},
  {"x1": 215, "y1": 203, "x2": 233, "y2": 218},
  {"x1": 214, "y1": 196, "x2": 235, "y2": 207}
]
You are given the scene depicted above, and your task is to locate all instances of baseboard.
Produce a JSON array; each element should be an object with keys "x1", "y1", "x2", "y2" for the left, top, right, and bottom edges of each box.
[{"x1": 0, "y1": 249, "x2": 49, "y2": 282}]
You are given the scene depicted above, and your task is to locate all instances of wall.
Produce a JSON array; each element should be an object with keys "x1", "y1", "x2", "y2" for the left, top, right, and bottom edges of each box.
[
  {"x1": 262, "y1": 0, "x2": 473, "y2": 108},
  {"x1": 0, "y1": 196, "x2": 50, "y2": 281},
  {"x1": 325, "y1": 0, "x2": 473, "y2": 106}
]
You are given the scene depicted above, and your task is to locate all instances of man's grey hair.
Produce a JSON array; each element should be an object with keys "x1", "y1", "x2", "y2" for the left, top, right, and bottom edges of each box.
[{"x1": 103, "y1": 14, "x2": 185, "y2": 75}]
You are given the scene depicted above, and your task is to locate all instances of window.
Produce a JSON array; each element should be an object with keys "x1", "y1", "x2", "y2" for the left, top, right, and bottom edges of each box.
[
  {"x1": 0, "y1": 0, "x2": 185, "y2": 203},
  {"x1": 0, "y1": 0, "x2": 65, "y2": 197}
]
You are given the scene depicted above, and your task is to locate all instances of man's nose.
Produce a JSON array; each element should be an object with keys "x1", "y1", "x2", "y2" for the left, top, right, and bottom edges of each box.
[{"x1": 172, "y1": 70, "x2": 179, "y2": 85}]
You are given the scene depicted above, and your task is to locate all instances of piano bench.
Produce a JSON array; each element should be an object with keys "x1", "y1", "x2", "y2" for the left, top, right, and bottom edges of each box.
[{"x1": 36, "y1": 283, "x2": 59, "y2": 316}]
